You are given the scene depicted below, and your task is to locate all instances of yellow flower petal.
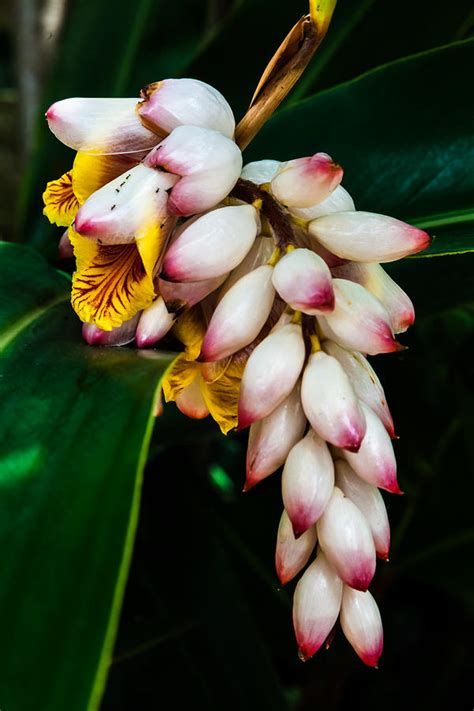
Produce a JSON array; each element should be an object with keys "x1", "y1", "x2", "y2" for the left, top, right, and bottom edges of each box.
[
  {"x1": 162, "y1": 355, "x2": 201, "y2": 402},
  {"x1": 172, "y1": 306, "x2": 206, "y2": 361},
  {"x1": 201, "y1": 354, "x2": 246, "y2": 435},
  {"x1": 72, "y1": 151, "x2": 142, "y2": 205},
  {"x1": 69, "y1": 230, "x2": 156, "y2": 330},
  {"x1": 43, "y1": 171, "x2": 79, "y2": 226}
]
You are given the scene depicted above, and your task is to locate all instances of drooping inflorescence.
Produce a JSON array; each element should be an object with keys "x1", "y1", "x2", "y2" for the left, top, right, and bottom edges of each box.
[{"x1": 43, "y1": 76, "x2": 430, "y2": 667}]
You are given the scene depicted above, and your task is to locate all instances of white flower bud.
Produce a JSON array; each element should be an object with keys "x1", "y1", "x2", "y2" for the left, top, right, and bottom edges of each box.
[
  {"x1": 271, "y1": 153, "x2": 343, "y2": 208},
  {"x1": 272, "y1": 248, "x2": 335, "y2": 314},
  {"x1": 201, "y1": 265, "x2": 275, "y2": 361},
  {"x1": 318, "y1": 278, "x2": 403, "y2": 355},
  {"x1": 74, "y1": 163, "x2": 177, "y2": 243},
  {"x1": 46, "y1": 97, "x2": 159, "y2": 153},
  {"x1": 317, "y1": 487, "x2": 376, "y2": 591},
  {"x1": 340, "y1": 587, "x2": 383, "y2": 668},
  {"x1": 136, "y1": 296, "x2": 175, "y2": 348},
  {"x1": 144, "y1": 125, "x2": 242, "y2": 215},
  {"x1": 240, "y1": 159, "x2": 281, "y2": 184},
  {"x1": 290, "y1": 185, "x2": 355, "y2": 221},
  {"x1": 245, "y1": 384, "x2": 306, "y2": 490},
  {"x1": 342, "y1": 402, "x2": 401, "y2": 494},
  {"x1": 301, "y1": 351, "x2": 366, "y2": 452},
  {"x1": 161, "y1": 205, "x2": 259, "y2": 282},
  {"x1": 282, "y1": 430, "x2": 335, "y2": 536},
  {"x1": 332, "y1": 262, "x2": 414, "y2": 333},
  {"x1": 138, "y1": 78, "x2": 235, "y2": 138},
  {"x1": 309, "y1": 211, "x2": 430, "y2": 262},
  {"x1": 293, "y1": 552, "x2": 343, "y2": 661},
  {"x1": 238, "y1": 323, "x2": 306, "y2": 428},
  {"x1": 335, "y1": 459, "x2": 390, "y2": 560},
  {"x1": 275, "y1": 510, "x2": 317, "y2": 585},
  {"x1": 322, "y1": 339, "x2": 395, "y2": 437}
]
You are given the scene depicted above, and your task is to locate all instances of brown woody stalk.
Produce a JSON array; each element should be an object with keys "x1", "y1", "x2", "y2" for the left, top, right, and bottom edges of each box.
[{"x1": 235, "y1": 0, "x2": 337, "y2": 151}]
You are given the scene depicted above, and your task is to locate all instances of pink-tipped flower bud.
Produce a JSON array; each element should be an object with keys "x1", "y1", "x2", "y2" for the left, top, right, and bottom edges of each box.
[
  {"x1": 82, "y1": 313, "x2": 140, "y2": 346},
  {"x1": 342, "y1": 402, "x2": 400, "y2": 494},
  {"x1": 201, "y1": 265, "x2": 275, "y2": 362},
  {"x1": 309, "y1": 211, "x2": 430, "y2": 263},
  {"x1": 301, "y1": 351, "x2": 367, "y2": 452},
  {"x1": 317, "y1": 487, "x2": 376, "y2": 591},
  {"x1": 335, "y1": 459, "x2": 390, "y2": 560},
  {"x1": 238, "y1": 323, "x2": 306, "y2": 428},
  {"x1": 272, "y1": 248, "x2": 335, "y2": 314},
  {"x1": 74, "y1": 163, "x2": 177, "y2": 243},
  {"x1": 275, "y1": 510, "x2": 317, "y2": 586},
  {"x1": 293, "y1": 552, "x2": 343, "y2": 661},
  {"x1": 161, "y1": 205, "x2": 259, "y2": 282},
  {"x1": 282, "y1": 430, "x2": 335, "y2": 537},
  {"x1": 58, "y1": 230, "x2": 74, "y2": 259},
  {"x1": 144, "y1": 125, "x2": 242, "y2": 215},
  {"x1": 340, "y1": 586, "x2": 383, "y2": 667},
  {"x1": 332, "y1": 262, "x2": 414, "y2": 334},
  {"x1": 158, "y1": 274, "x2": 228, "y2": 312},
  {"x1": 135, "y1": 296, "x2": 175, "y2": 348},
  {"x1": 271, "y1": 153, "x2": 343, "y2": 208},
  {"x1": 240, "y1": 159, "x2": 281, "y2": 184},
  {"x1": 322, "y1": 339, "x2": 395, "y2": 438},
  {"x1": 319, "y1": 278, "x2": 403, "y2": 355},
  {"x1": 46, "y1": 97, "x2": 159, "y2": 154},
  {"x1": 245, "y1": 384, "x2": 306, "y2": 490},
  {"x1": 138, "y1": 78, "x2": 235, "y2": 138},
  {"x1": 175, "y1": 377, "x2": 209, "y2": 420},
  {"x1": 290, "y1": 185, "x2": 355, "y2": 221}
]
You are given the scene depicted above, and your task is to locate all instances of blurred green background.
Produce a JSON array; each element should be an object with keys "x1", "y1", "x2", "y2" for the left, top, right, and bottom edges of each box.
[{"x1": 1, "y1": 0, "x2": 473, "y2": 708}]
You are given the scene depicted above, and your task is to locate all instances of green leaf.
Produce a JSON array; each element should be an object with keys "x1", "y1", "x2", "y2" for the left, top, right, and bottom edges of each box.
[
  {"x1": 0, "y1": 243, "x2": 172, "y2": 711},
  {"x1": 246, "y1": 39, "x2": 474, "y2": 256}
]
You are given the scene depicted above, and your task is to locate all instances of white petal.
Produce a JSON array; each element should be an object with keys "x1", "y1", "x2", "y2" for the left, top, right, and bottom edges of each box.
[
  {"x1": 282, "y1": 430, "x2": 335, "y2": 535},
  {"x1": 293, "y1": 552, "x2": 343, "y2": 660},
  {"x1": 74, "y1": 163, "x2": 177, "y2": 243},
  {"x1": 275, "y1": 510, "x2": 317, "y2": 585},
  {"x1": 317, "y1": 487, "x2": 376, "y2": 591},
  {"x1": 161, "y1": 204, "x2": 258, "y2": 282},
  {"x1": 138, "y1": 78, "x2": 235, "y2": 138},
  {"x1": 340, "y1": 586, "x2": 383, "y2": 667},
  {"x1": 245, "y1": 383, "x2": 306, "y2": 489},
  {"x1": 218, "y1": 235, "x2": 274, "y2": 299},
  {"x1": 335, "y1": 459, "x2": 390, "y2": 560},
  {"x1": 46, "y1": 97, "x2": 159, "y2": 153},
  {"x1": 309, "y1": 211, "x2": 430, "y2": 262}
]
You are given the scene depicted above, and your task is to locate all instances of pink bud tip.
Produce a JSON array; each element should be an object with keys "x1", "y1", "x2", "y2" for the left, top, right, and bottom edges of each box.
[
  {"x1": 377, "y1": 551, "x2": 390, "y2": 562},
  {"x1": 45, "y1": 105, "x2": 57, "y2": 121},
  {"x1": 74, "y1": 214, "x2": 98, "y2": 237},
  {"x1": 237, "y1": 408, "x2": 255, "y2": 430},
  {"x1": 360, "y1": 648, "x2": 383, "y2": 668},
  {"x1": 298, "y1": 646, "x2": 316, "y2": 663}
]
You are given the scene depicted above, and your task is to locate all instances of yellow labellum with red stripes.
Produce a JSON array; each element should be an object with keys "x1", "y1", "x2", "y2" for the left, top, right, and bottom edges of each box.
[
  {"x1": 162, "y1": 307, "x2": 247, "y2": 434},
  {"x1": 42, "y1": 171, "x2": 79, "y2": 227},
  {"x1": 69, "y1": 222, "x2": 163, "y2": 331}
]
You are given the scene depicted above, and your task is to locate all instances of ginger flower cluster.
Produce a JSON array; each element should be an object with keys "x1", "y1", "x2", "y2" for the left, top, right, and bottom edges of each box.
[{"x1": 43, "y1": 77, "x2": 430, "y2": 667}]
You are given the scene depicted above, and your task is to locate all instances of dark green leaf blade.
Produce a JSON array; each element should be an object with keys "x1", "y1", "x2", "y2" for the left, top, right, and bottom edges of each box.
[
  {"x1": 0, "y1": 243, "x2": 172, "y2": 711},
  {"x1": 246, "y1": 39, "x2": 474, "y2": 256}
]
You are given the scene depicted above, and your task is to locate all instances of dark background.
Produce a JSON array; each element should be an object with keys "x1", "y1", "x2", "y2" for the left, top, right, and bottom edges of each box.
[{"x1": 2, "y1": 0, "x2": 473, "y2": 708}]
